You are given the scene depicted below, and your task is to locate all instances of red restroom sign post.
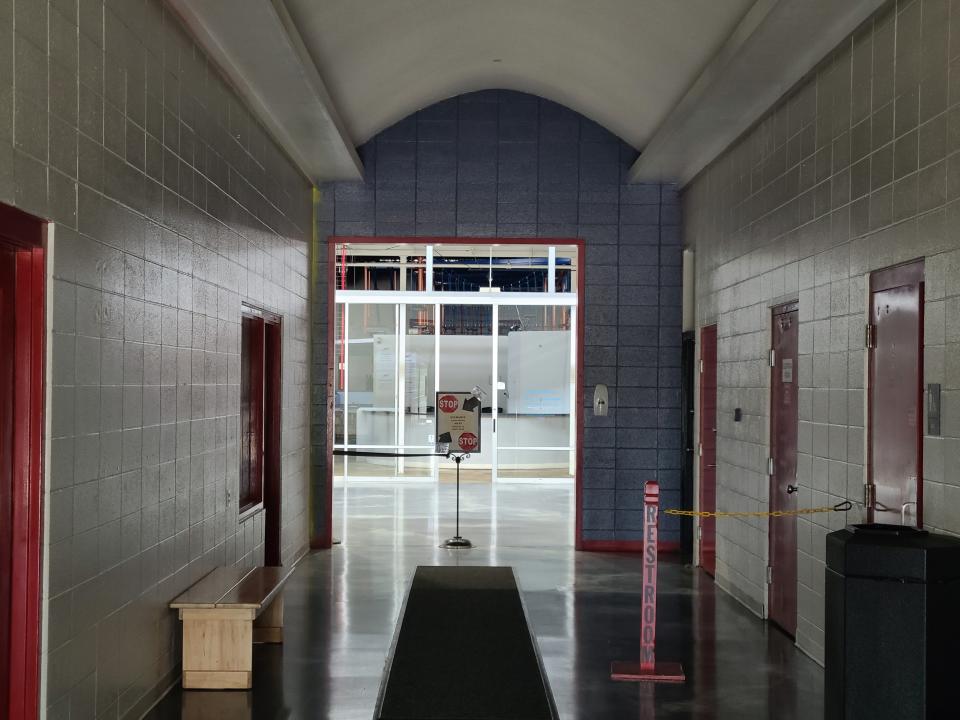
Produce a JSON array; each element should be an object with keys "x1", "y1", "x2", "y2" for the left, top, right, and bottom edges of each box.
[
  {"x1": 435, "y1": 391, "x2": 482, "y2": 549},
  {"x1": 611, "y1": 480, "x2": 686, "y2": 683}
]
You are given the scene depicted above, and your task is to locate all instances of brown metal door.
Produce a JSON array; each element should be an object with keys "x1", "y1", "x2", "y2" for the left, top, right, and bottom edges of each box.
[
  {"x1": 769, "y1": 303, "x2": 798, "y2": 636},
  {"x1": 699, "y1": 325, "x2": 718, "y2": 576},
  {"x1": 869, "y1": 261, "x2": 924, "y2": 526}
]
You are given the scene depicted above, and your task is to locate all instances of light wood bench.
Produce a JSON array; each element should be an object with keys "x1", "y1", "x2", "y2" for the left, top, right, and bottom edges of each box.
[{"x1": 170, "y1": 565, "x2": 293, "y2": 690}]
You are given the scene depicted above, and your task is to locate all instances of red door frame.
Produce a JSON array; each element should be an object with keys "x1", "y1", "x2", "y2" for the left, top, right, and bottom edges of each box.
[
  {"x1": 264, "y1": 318, "x2": 283, "y2": 566},
  {"x1": 867, "y1": 259, "x2": 924, "y2": 526},
  {"x1": 768, "y1": 301, "x2": 799, "y2": 636},
  {"x1": 699, "y1": 324, "x2": 718, "y2": 575},
  {"x1": 241, "y1": 307, "x2": 284, "y2": 564},
  {"x1": 240, "y1": 314, "x2": 265, "y2": 513},
  {"x1": 0, "y1": 204, "x2": 46, "y2": 720},
  {"x1": 318, "y1": 237, "x2": 586, "y2": 549}
]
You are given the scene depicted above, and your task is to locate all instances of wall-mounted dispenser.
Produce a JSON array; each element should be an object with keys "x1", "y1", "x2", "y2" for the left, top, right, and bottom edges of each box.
[{"x1": 593, "y1": 384, "x2": 609, "y2": 416}]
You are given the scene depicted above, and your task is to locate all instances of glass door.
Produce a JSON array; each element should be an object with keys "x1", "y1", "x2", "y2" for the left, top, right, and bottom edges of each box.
[
  {"x1": 347, "y1": 301, "x2": 398, "y2": 480},
  {"x1": 333, "y1": 240, "x2": 579, "y2": 486},
  {"x1": 495, "y1": 303, "x2": 576, "y2": 482},
  {"x1": 437, "y1": 304, "x2": 494, "y2": 483},
  {"x1": 399, "y1": 303, "x2": 437, "y2": 480}
]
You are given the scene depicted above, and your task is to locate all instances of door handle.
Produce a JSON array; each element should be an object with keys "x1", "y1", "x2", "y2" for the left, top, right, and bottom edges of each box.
[{"x1": 787, "y1": 484, "x2": 799, "y2": 494}]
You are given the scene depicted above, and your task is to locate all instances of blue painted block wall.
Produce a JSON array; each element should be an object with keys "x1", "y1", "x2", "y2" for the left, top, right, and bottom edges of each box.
[{"x1": 312, "y1": 90, "x2": 682, "y2": 544}]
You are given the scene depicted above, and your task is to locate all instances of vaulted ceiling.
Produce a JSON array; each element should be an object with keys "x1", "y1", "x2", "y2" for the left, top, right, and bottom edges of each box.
[
  {"x1": 281, "y1": 0, "x2": 755, "y2": 149},
  {"x1": 168, "y1": 0, "x2": 886, "y2": 184}
]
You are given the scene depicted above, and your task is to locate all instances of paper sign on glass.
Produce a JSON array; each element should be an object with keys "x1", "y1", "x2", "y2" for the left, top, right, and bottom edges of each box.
[{"x1": 435, "y1": 391, "x2": 482, "y2": 454}]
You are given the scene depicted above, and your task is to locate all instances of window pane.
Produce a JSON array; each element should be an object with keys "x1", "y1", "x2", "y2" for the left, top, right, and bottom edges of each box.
[
  {"x1": 335, "y1": 242, "x2": 428, "y2": 292},
  {"x1": 496, "y1": 304, "x2": 575, "y2": 483},
  {"x1": 240, "y1": 315, "x2": 264, "y2": 510},
  {"x1": 240, "y1": 317, "x2": 252, "y2": 504},
  {"x1": 348, "y1": 304, "x2": 397, "y2": 447}
]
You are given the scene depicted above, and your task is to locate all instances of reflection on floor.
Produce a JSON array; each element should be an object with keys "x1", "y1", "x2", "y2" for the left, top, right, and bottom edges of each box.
[
  {"x1": 147, "y1": 483, "x2": 824, "y2": 719},
  {"x1": 334, "y1": 459, "x2": 573, "y2": 483}
]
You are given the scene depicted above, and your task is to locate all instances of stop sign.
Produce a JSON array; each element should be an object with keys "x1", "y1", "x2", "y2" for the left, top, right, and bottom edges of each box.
[
  {"x1": 438, "y1": 394, "x2": 459, "y2": 413},
  {"x1": 458, "y1": 432, "x2": 478, "y2": 451}
]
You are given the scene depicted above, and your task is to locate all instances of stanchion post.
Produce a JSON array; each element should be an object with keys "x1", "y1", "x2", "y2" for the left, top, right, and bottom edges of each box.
[
  {"x1": 610, "y1": 480, "x2": 685, "y2": 683},
  {"x1": 442, "y1": 453, "x2": 472, "y2": 548},
  {"x1": 455, "y1": 454, "x2": 461, "y2": 537}
]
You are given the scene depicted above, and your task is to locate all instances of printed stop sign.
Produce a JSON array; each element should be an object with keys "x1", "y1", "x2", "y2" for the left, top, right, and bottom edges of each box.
[
  {"x1": 438, "y1": 394, "x2": 459, "y2": 413},
  {"x1": 434, "y1": 391, "x2": 482, "y2": 454}
]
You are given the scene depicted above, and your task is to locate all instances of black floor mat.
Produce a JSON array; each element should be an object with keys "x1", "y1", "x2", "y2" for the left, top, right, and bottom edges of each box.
[{"x1": 375, "y1": 566, "x2": 557, "y2": 720}]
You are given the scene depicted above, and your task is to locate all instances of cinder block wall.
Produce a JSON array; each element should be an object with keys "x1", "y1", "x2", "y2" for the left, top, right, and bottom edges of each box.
[
  {"x1": 684, "y1": 0, "x2": 960, "y2": 664},
  {"x1": 311, "y1": 90, "x2": 683, "y2": 546},
  {"x1": 1, "y1": 0, "x2": 313, "y2": 716}
]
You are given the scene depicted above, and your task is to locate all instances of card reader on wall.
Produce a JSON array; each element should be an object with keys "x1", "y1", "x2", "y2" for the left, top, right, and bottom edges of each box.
[{"x1": 593, "y1": 384, "x2": 609, "y2": 416}]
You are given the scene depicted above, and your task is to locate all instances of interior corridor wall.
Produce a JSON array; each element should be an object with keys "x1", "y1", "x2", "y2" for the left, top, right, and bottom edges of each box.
[
  {"x1": 683, "y1": 0, "x2": 960, "y2": 664},
  {"x1": 0, "y1": 0, "x2": 313, "y2": 716},
  {"x1": 311, "y1": 90, "x2": 683, "y2": 548}
]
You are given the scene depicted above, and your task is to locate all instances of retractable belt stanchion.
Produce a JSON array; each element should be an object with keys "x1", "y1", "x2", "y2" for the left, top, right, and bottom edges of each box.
[
  {"x1": 442, "y1": 453, "x2": 473, "y2": 549},
  {"x1": 611, "y1": 480, "x2": 685, "y2": 683}
]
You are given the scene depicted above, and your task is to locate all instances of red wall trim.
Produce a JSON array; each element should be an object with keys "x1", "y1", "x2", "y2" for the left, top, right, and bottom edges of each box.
[
  {"x1": 581, "y1": 540, "x2": 681, "y2": 554},
  {"x1": 574, "y1": 238, "x2": 585, "y2": 551},
  {"x1": 323, "y1": 236, "x2": 586, "y2": 550},
  {"x1": 331, "y1": 236, "x2": 582, "y2": 246},
  {"x1": 0, "y1": 203, "x2": 46, "y2": 720}
]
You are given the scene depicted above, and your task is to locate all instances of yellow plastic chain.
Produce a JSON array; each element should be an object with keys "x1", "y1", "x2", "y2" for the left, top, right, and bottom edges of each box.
[{"x1": 664, "y1": 500, "x2": 853, "y2": 519}]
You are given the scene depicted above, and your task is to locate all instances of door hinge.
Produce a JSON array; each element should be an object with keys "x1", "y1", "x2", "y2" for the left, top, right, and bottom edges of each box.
[
  {"x1": 769, "y1": 348, "x2": 776, "y2": 368},
  {"x1": 699, "y1": 359, "x2": 704, "y2": 373},
  {"x1": 766, "y1": 566, "x2": 773, "y2": 584},
  {"x1": 697, "y1": 525, "x2": 702, "y2": 541},
  {"x1": 864, "y1": 483, "x2": 876, "y2": 507},
  {"x1": 865, "y1": 323, "x2": 877, "y2": 349},
  {"x1": 698, "y1": 443, "x2": 703, "y2": 457},
  {"x1": 767, "y1": 457, "x2": 775, "y2": 476}
]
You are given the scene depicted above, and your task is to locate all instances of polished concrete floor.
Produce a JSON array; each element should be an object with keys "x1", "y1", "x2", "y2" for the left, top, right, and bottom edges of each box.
[{"x1": 148, "y1": 483, "x2": 824, "y2": 719}]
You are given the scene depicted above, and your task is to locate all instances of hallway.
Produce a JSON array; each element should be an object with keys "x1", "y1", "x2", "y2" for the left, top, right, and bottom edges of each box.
[{"x1": 148, "y1": 485, "x2": 823, "y2": 719}]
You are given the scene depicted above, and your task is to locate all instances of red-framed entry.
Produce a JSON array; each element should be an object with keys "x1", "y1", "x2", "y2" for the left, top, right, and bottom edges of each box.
[
  {"x1": 316, "y1": 236, "x2": 586, "y2": 549},
  {"x1": 698, "y1": 324, "x2": 718, "y2": 575},
  {"x1": 0, "y1": 203, "x2": 46, "y2": 720},
  {"x1": 240, "y1": 305, "x2": 284, "y2": 566}
]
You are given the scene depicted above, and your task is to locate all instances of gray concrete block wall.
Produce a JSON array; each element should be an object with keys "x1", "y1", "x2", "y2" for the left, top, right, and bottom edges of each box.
[
  {"x1": 684, "y1": 0, "x2": 960, "y2": 664},
  {"x1": 1, "y1": 0, "x2": 313, "y2": 716},
  {"x1": 311, "y1": 90, "x2": 683, "y2": 545}
]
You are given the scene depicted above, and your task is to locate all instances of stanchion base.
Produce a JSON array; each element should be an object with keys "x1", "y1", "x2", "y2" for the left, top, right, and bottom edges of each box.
[
  {"x1": 610, "y1": 661, "x2": 686, "y2": 683},
  {"x1": 441, "y1": 536, "x2": 473, "y2": 549}
]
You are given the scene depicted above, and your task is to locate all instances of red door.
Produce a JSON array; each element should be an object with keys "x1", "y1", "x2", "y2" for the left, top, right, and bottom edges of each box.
[
  {"x1": 0, "y1": 203, "x2": 45, "y2": 720},
  {"x1": 0, "y1": 244, "x2": 14, "y2": 716},
  {"x1": 869, "y1": 261, "x2": 924, "y2": 527},
  {"x1": 264, "y1": 318, "x2": 283, "y2": 567},
  {"x1": 699, "y1": 325, "x2": 718, "y2": 576},
  {"x1": 769, "y1": 303, "x2": 799, "y2": 636}
]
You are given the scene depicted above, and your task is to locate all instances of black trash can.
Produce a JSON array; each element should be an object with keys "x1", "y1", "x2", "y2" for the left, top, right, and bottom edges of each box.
[{"x1": 825, "y1": 523, "x2": 960, "y2": 719}]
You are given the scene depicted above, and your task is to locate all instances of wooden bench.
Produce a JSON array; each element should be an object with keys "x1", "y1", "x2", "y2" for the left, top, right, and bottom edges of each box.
[{"x1": 170, "y1": 565, "x2": 293, "y2": 690}]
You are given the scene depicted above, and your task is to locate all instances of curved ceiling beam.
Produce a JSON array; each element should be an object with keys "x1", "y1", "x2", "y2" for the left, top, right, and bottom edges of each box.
[
  {"x1": 167, "y1": 0, "x2": 363, "y2": 182},
  {"x1": 629, "y1": 0, "x2": 887, "y2": 186}
]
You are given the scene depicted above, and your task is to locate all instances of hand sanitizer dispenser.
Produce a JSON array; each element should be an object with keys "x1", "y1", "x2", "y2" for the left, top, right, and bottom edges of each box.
[{"x1": 593, "y1": 384, "x2": 609, "y2": 416}]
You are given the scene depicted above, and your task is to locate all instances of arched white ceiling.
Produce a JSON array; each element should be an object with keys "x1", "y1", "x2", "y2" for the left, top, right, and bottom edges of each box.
[
  {"x1": 282, "y1": 0, "x2": 756, "y2": 148},
  {"x1": 169, "y1": 0, "x2": 887, "y2": 183}
]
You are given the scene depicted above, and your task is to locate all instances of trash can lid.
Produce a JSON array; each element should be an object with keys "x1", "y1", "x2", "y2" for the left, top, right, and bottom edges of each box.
[{"x1": 826, "y1": 524, "x2": 960, "y2": 582}]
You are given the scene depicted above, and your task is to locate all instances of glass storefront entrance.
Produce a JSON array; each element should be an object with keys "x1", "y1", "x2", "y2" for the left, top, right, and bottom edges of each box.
[{"x1": 333, "y1": 241, "x2": 578, "y2": 484}]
